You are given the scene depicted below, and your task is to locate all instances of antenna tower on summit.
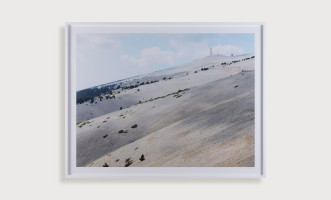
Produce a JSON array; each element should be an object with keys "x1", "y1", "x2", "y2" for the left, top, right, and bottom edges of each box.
[{"x1": 209, "y1": 48, "x2": 213, "y2": 56}]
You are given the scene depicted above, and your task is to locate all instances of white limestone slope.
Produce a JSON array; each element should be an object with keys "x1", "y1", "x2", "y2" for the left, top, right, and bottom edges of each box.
[
  {"x1": 76, "y1": 54, "x2": 255, "y2": 167},
  {"x1": 76, "y1": 53, "x2": 255, "y2": 123}
]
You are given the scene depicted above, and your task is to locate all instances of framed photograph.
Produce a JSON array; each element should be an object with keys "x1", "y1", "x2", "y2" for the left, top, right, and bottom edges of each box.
[{"x1": 65, "y1": 22, "x2": 265, "y2": 178}]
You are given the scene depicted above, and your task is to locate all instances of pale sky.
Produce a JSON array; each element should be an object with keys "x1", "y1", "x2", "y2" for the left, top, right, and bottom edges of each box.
[{"x1": 76, "y1": 33, "x2": 254, "y2": 90}]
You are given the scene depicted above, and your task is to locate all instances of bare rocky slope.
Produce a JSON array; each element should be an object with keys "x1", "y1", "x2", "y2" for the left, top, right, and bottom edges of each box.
[{"x1": 76, "y1": 54, "x2": 255, "y2": 167}]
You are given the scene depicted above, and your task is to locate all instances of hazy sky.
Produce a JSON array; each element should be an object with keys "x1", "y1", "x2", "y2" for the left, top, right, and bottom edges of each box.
[{"x1": 76, "y1": 33, "x2": 254, "y2": 90}]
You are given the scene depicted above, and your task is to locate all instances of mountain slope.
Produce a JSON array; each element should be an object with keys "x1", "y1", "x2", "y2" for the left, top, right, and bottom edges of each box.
[
  {"x1": 77, "y1": 68, "x2": 255, "y2": 167},
  {"x1": 76, "y1": 53, "x2": 255, "y2": 123}
]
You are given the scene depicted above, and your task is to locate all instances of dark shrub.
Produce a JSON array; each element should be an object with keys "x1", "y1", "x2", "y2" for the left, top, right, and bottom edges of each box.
[
  {"x1": 131, "y1": 124, "x2": 138, "y2": 128},
  {"x1": 77, "y1": 98, "x2": 85, "y2": 104},
  {"x1": 124, "y1": 158, "x2": 133, "y2": 167},
  {"x1": 103, "y1": 163, "x2": 109, "y2": 167},
  {"x1": 139, "y1": 154, "x2": 145, "y2": 161}
]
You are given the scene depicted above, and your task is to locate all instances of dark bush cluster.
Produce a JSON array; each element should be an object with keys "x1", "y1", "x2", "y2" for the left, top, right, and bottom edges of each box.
[
  {"x1": 125, "y1": 158, "x2": 133, "y2": 167},
  {"x1": 201, "y1": 67, "x2": 209, "y2": 71},
  {"x1": 105, "y1": 95, "x2": 115, "y2": 100},
  {"x1": 76, "y1": 85, "x2": 114, "y2": 104}
]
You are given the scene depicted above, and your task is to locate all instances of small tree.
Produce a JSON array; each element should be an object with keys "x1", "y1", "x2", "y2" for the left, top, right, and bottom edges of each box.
[
  {"x1": 120, "y1": 106, "x2": 122, "y2": 110},
  {"x1": 139, "y1": 154, "x2": 145, "y2": 161}
]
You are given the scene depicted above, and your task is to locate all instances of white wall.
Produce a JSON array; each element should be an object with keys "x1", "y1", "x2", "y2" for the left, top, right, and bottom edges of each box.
[{"x1": 0, "y1": 0, "x2": 330, "y2": 199}]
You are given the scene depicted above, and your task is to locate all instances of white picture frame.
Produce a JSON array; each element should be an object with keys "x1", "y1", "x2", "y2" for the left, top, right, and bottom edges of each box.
[{"x1": 65, "y1": 22, "x2": 266, "y2": 178}]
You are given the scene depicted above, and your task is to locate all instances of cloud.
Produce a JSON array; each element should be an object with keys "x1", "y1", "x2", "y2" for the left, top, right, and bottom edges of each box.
[
  {"x1": 212, "y1": 44, "x2": 244, "y2": 56},
  {"x1": 120, "y1": 47, "x2": 175, "y2": 68},
  {"x1": 169, "y1": 39, "x2": 207, "y2": 59},
  {"x1": 76, "y1": 34, "x2": 121, "y2": 65},
  {"x1": 170, "y1": 39, "x2": 244, "y2": 57},
  {"x1": 120, "y1": 39, "x2": 244, "y2": 70},
  {"x1": 77, "y1": 34, "x2": 121, "y2": 50}
]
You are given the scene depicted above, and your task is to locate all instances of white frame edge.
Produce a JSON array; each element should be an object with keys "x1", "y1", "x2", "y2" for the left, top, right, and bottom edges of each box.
[{"x1": 64, "y1": 22, "x2": 266, "y2": 178}]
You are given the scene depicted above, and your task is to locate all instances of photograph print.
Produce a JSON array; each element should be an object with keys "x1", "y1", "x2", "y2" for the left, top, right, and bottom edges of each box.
[{"x1": 74, "y1": 28, "x2": 257, "y2": 168}]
